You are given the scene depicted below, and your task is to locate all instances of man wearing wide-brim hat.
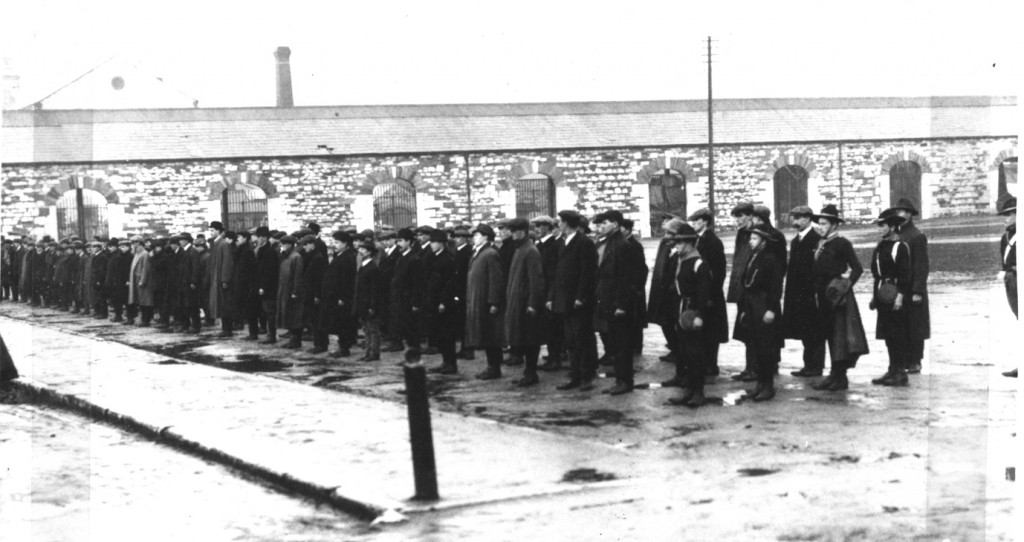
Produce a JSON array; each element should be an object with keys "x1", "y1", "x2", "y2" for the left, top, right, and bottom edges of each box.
[
  {"x1": 997, "y1": 196, "x2": 1017, "y2": 378},
  {"x1": 664, "y1": 222, "x2": 715, "y2": 407},
  {"x1": 867, "y1": 208, "x2": 913, "y2": 387},
  {"x1": 732, "y1": 223, "x2": 786, "y2": 401},
  {"x1": 784, "y1": 205, "x2": 827, "y2": 378},
  {"x1": 808, "y1": 204, "x2": 869, "y2": 392},
  {"x1": 888, "y1": 196, "x2": 929, "y2": 374}
]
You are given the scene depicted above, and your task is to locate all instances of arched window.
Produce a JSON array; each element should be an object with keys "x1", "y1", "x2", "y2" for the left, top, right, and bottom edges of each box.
[
  {"x1": 57, "y1": 188, "x2": 109, "y2": 240},
  {"x1": 648, "y1": 169, "x2": 686, "y2": 234},
  {"x1": 998, "y1": 157, "x2": 1017, "y2": 200},
  {"x1": 515, "y1": 173, "x2": 555, "y2": 219},
  {"x1": 373, "y1": 179, "x2": 417, "y2": 228},
  {"x1": 773, "y1": 165, "x2": 809, "y2": 228},
  {"x1": 889, "y1": 161, "x2": 922, "y2": 212},
  {"x1": 221, "y1": 184, "x2": 268, "y2": 232}
]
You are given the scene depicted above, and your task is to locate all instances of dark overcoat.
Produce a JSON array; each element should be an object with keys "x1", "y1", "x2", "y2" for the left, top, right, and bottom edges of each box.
[
  {"x1": 79, "y1": 253, "x2": 92, "y2": 305},
  {"x1": 647, "y1": 237, "x2": 675, "y2": 323},
  {"x1": 593, "y1": 231, "x2": 637, "y2": 331},
  {"x1": 208, "y1": 236, "x2": 235, "y2": 318},
  {"x1": 423, "y1": 249, "x2": 459, "y2": 340},
  {"x1": 1001, "y1": 226, "x2": 1017, "y2": 317},
  {"x1": 232, "y1": 244, "x2": 258, "y2": 319},
  {"x1": 301, "y1": 250, "x2": 327, "y2": 327},
  {"x1": 377, "y1": 247, "x2": 399, "y2": 329},
  {"x1": 452, "y1": 244, "x2": 472, "y2": 338},
  {"x1": 626, "y1": 236, "x2": 649, "y2": 329},
  {"x1": 733, "y1": 247, "x2": 785, "y2": 358},
  {"x1": 782, "y1": 228, "x2": 823, "y2": 340},
  {"x1": 177, "y1": 246, "x2": 204, "y2": 309},
  {"x1": 89, "y1": 250, "x2": 108, "y2": 303},
  {"x1": 128, "y1": 250, "x2": 155, "y2": 307},
  {"x1": 104, "y1": 250, "x2": 124, "y2": 302},
  {"x1": 812, "y1": 234, "x2": 869, "y2": 365},
  {"x1": 548, "y1": 232, "x2": 596, "y2": 314},
  {"x1": 354, "y1": 260, "x2": 382, "y2": 319},
  {"x1": 320, "y1": 248, "x2": 357, "y2": 333},
  {"x1": 897, "y1": 220, "x2": 931, "y2": 341},
  {"x1": 504, "y1": 238, "x2": 544, "y2": 347},
  {"x1": 254, "y1": 243, "x2": 279, "y2": 307},
  {"x1": 696, "y1": 230, "x2": 729, "y2": 343},
  {"x1": 276, "y1": 248, "x2": 304, "y2": 330},
  {"x1": 871, "y1": 240, "x2": 912, "y2": 340},
  {"x1": 727, "y1": 228, "x2": 753, "y2": 303},
  {"x1": 464, "y1": 245, "x2": 505, "y2": 348},
  {"x1": 389, "y1": 249, "x2": 421, "y2": 342}
]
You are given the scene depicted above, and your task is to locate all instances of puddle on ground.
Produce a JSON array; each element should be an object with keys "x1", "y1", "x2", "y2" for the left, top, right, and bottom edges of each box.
[
  {"x1": 155, "y1": 359, "x2": 185, "y2": 365},
  {"x1": 531, "y1": 408, "x2": 642, "y2": 429},
  {"x1": 561, "y1": 468, "x2": 617, "y2": 483},
  {"x1": 737, "y1": 468, "x2": 780, "y2": 477},
  {"x1": 312, "y1": 374, "x2": 356, "y2": 387}
]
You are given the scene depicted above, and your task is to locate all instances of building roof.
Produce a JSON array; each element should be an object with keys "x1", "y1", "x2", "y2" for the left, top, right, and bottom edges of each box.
[{"x1": 2, "y1": 96, "x2": 1016, "y2": 163}]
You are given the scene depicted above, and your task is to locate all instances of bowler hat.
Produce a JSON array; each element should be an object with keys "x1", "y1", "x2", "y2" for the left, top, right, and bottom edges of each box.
[
  {"x1": 557, "y1": 210, "x2": 582, "y2": 228},
  {"x1": 107, "y1": 238, "x2": 119, "y2": 247},
  {"x1": 674, "y1": 223, "x2": 698, "y2": 241},
  {"x1": 414, "y1": 225, "x2": 435, "y2": 235},
  {"x1": 731, "y1": 201, "x2": 754, "y2": 217},
  {"x1": 254, "y1": 226, "x2": 271, "y2": 237},
  {"x1": 812, "y1": 204, "x2": 844, "y2": 224},
  {"x1": 471, "y1": 223, "x2": 496, "y2": 239},
  {"x1": 209, "y1": 221, "x2": 224, "y2": 231},
  {"x1": 397, "y1": 228, "x2": 417, "y2": 241},
  {"x1": 429, "y1": 229, "x2": 448, "y2": 243},
  {"x1": 788, "y1": 205, "x2": 814, "y2": 217},
  {"x1": 280, "y1": 235, "x2": 298, "y2": 245},
  {"x1": 687, "y1": 207, "x2": 713, "y2": 222},
  {"x1": 530, "y1": 215, "x2": 555, "y2": 227},
  {"x1": 621, "y1": 218, "x2": 635, "y2": 230},
  {"x1": 890, "y1": 197, "x2": 919, "y2": 216},
  {"x1": 507, "y1": 217, "x2": 530, "y2": 232},
  {"x1": 997, "y1": 196, "x2": 1016, "y2": 215},
  {"x1": 873, "y1": 208, "x2": 907, "y2": 226},
  {"x1": 358, "y1": 229, "x2": 376, "y2": 241},
  {"x1": 307, "y1": 222, "x2": 322, "y2": 234},
  {"x1": 332, "y1": 230, "x2": 353, "y2": 243}
]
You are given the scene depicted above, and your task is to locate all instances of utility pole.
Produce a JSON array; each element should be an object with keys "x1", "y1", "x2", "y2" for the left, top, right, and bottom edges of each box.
[{"x1": 706, "y1": 36, "x2": 715, "y2": 221}]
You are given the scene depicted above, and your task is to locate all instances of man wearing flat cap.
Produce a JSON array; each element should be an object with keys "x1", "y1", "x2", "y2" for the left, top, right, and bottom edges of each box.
[
  {"x1": 207, "y1": 220, "x2": 236, "y2": 338},
  {"x1": 105, "y1": 239, "x2": 132, "y2": 322},
  {"x1": 783, "y1": 205, "x2": 826, "y2": 377},
  {"x1": 73, "y1": 240, "x2": 90, "y2": 315},
  {"x1": 531, "y1": 216, "x2": 563, "y2": 371},
  {"x1": 688, "y1": 207, "x2": 729, "y2": 378},
  {"x1": 232, "y1": 231, "x2": 259, "y2": 340},
  {"x1": 592, "y1": 209, "x2": 639, "y2": 395},
  {"x1": 501, "y1": 217, "x2": 545, "y2": 385},
  {"x1": 128, "y1": 235, "x2": 154, "y2": 327},
  {"x1": 52, "y1": 240, "x2": 71, "y2": 311},
  {"x1": 890, "y1": 197, "x2": 929, "y2": 374},
  {"x1": 997, "y1": 196, "x2": 1017, "y2": 377},
  {"x1": 390, "y1": 228, "x2": 423, "y2": 352},
  {"x1": 549, "y1": 210, "x2": 599, "y2": 391},
  {"x1": 727, "y1": 201, "x2": 758, "y2": 381}
]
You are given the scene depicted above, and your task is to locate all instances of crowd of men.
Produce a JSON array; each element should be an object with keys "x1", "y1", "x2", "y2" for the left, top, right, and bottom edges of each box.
[{"x1": 1, "y1": 195, "x2": 1017, "y2": 400}]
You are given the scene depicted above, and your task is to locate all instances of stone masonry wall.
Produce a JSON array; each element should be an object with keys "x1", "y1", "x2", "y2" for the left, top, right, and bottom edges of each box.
[{"x1": 2, "y1": 137, "x2": 1016, "y2": 238}]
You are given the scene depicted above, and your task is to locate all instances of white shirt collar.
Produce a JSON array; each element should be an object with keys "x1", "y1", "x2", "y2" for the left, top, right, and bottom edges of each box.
[
  {"x1": 564, "y1": 231, "x2": 576, "y2": 244},
  {"x1": 798, "y1": 224, "x2": 813, "y2": 240}
]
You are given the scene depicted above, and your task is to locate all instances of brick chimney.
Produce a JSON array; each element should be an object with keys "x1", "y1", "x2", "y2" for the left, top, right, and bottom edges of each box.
[{"x1": 274, "y1": 46, "x2": 293, "y2": 107}]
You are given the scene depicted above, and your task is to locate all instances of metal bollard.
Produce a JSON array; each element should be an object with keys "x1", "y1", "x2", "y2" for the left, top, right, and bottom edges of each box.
[{"x1": 403, "y1": 356, "x2": 439, "y2": 500}]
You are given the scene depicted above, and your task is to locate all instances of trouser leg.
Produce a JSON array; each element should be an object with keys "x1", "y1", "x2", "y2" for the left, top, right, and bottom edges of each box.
[
  {"x1": 610, "y1": 321, "x2": 633, "y2": 385},
  {"x1": 803, "y1": 339, "x2": 826, "y2": 372}
]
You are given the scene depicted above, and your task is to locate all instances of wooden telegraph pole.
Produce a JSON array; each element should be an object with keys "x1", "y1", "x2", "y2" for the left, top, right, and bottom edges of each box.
[{"x1": 706, "y1": 36, "x2": 716, "y2": 220}]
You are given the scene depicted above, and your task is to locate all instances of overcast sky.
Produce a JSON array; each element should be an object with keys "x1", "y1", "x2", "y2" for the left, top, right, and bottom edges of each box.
[{"x1": 2, "y1": 0, "x2": 1021, "y2": 108}]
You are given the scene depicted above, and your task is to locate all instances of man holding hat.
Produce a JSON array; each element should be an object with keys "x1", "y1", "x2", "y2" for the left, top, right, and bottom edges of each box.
[
  {"x1": 592, "y1": 210, "x2": 639, "y2": 395},
  {"x1": 727, "y1": 201, "x2": 758, "y2": 381},
  {"x1": 277, "y1": 235, "x2": 305, "y2": 348},
  {"x1": 686, "y1": 207, "x2": 729, "y2": 377},
  {"x1": 548, "y1": 210, "x2": 599, "y2": 391},
  {"x1": 890, "y1": 197, "x2": 929, "y2": 374},
  {"x1": 868, "y1": 209, "x2": 913, "y2": 387},
  {"x1": 997, "y1": 196, "x2": 1017, "y2": 378},
  {"x1": 503, "y1": 217, "x2": 545, "y2": 386},
  {"x1": 664, "y1": 221, "x2": 714, "y2": 407},
  {"x1": 783, "y1": 205, "x2": 826, "y2": 377},
  {"x1": 465, "y1": 223, "x2": 506, "y2": 380},
  {"x1": 320, "y1": 230, "x2": 358, "y2": 358},
  {"x1": 422, "y1": 228, "x2": 460, "y2": 374},
  {"x1": 733, "y1": 223, "x2": 786, "y2": 401},
  {"x1": 390, "y1": 228, "x2": 423, "y2": 352},
  {"x1": 531, "y1": 215, "x2": 564, "y2": 371}
]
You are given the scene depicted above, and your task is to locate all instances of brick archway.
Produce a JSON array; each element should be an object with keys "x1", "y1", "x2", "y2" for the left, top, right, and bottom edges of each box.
[
  {"x1": 880, "y1": 149, "x2": 933, "y2": 173},
  {"x1": 764, "y1": 150, "x2": 817, "y2": 179},
  {"x1": 505, "y1": 157, "x2": 566, "y2": 187},
  {"x1": 44, "y1": 175, "x2": 120, "y2": 206},
  {"x1": 206, "y1": 170, "x2": 279, "y2": 200},
  {"x1": 636, "y1": 156, "x2": 696, "y2": 185},
  {"x1": 356, "y1": 164, "x2": 426, "y2": 195},
  {"x1": 990, "y1": 148, "x2": 1017, "y2": 170}
]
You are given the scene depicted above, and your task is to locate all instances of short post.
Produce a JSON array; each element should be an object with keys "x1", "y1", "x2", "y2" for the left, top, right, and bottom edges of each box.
[{"x1": 402, "y1": 349, "x2": 439, "y2": 500}]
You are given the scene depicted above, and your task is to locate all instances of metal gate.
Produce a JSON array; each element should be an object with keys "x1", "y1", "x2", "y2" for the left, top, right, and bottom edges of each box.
[
  {"x1": 56, "y1": 188, "x2": 109, "y2": 240},
  {"x1": 221, "y1": 184, "x2": 268, "y2": 232},
  {"x1": 773, "y1": 165, "x2": 809, "y2": 228},
  {"x1": 515, "y1": 174, "x2": 555, "y2": 219},
  {"x1": 889, "y1": 161, "x2": 922, "y2": 213},
  {"x1": 373, "y1": 180, "x2": 417, "y2": 228},
  {"x1": 648, "y1": 170, "x2": 686, "y2": 235}
]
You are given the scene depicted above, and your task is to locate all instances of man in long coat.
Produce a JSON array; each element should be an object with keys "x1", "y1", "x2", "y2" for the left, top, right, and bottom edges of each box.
[
  {"x1": 622, "y1": 218, "x2": 649, "y2": 357},
  {"x1": 128, "y1": 237, "x2": 155, "y2": 326},
  {"x1": 996, "y1": 197, "x2": 1017, "y2": 378},
  {"x1": 18, "y1": 238, "x2": 37, "y2": 305},
  {"x1": 503, "y1": 218, "x2": 545, "y2": 386},
  {"x1": 299, "y1": 235, "x2": 327, "y2": 352},
  {"x1": 891, "y1": 197, "x2": 929, "y2": 374},
  {"x1": 253, "y1": 227, "x2": 280, "y2": 344},
  {"x1": 648, "y1": 214, "x2": 681, "y2": 364},
  {"x1": 88, "y1": 241, "x2": 108, "y2": 317},
  {"x1": 206, "y1": 222, "x2": 236, "y2": 338},
  {"x1": 548, "y1": 210, "x2": 598, "y2": 391},
  {"x1": 233, "y1": 232, "x2": 259, "y2": 340},
  {"x1": 378, "y1": 230, "x2": 402, "y2": 352},
  {"x1": 354, "y1": 240, "x2": 384, "y2": 361},
  {"x1": 783, "y1": 206, "x2": 826, "y2": 377},
  {"x1": 727, "y1": 202, "x2": 757, "y2": 381},
  {"x1": 423, "y1": 229, "x2": 460, "y2": 374},
  {"x1": 451, "y1": 226, "x2": 474, "y2": 359},
  {"x1": 277, "y1": 236, "x2": 305, "y2": 348},
  {"x1": 176, "y1": 233, "x2": 204, "y2": 333},
  {"x1": 103, "y1": 240, "x2": 125, "y2": 321},
  {"x1": 75, "y1": 241, "x2": 91, "y2": 314},
  {"x1": 320, "y1": 231, "x2": 357, "y2": 358},
  {"x1": 734, "y1": 224, "x2": 786, "y2": 401},
  {"x1": 688, "y1": 208, "x2": 729, "y2": 378},
  {"x1": 592, "y1": 210, "x2": 638, "y2": 395},
  {"x1": 664, "y1": 222, "x2": 715, "y2": 408},
  {"x1": 465, "y1": 224, "x2": 506, "y2": 380},
  {"x1": 532, "y1": 216, "x2": 563, "y2": 371},
  {"x1": 414, "y1": 226, "x2": 436, "y2": 352},
  {"x1": 52, "y1": 241, "x2": 70, "y2": 310},
  {"x1": 389, "y1": 228, "x2": 422, "y2": 352}
]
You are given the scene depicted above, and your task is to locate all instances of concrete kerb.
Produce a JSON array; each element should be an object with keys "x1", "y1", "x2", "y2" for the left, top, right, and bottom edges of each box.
[{"x1": 7, "y1": 376, "x2": 406, "y2": 523}]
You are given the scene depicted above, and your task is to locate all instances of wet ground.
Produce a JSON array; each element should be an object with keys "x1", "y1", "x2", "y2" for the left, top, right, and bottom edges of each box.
[{"x1": 0, "y1": 215, "x2": 1018, "y2": 540}]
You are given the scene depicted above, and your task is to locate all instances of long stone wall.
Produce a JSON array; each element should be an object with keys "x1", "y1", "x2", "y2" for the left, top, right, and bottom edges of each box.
[{"x1": 2, "y1": 137, "x2": 1016, "y2": 238}]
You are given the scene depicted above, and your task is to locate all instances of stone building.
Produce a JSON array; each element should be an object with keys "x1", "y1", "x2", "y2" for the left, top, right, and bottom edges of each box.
[{"x1": 0, "y1": 96, "x2": 1017, "y2": 240}]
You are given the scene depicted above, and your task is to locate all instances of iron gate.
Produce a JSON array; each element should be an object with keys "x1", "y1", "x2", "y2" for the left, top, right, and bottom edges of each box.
[
  {"x1": 221, "y1": 184, "x2": 268, "y2": 232},
  {"x1": 56, "y1": 188, "x2": 109, "y2": 240},
  {"x1": 773, "y1": 165, "x2": 809, "y2": 228},
  {"x1": 648, "y1": 170, "x2": 686, "y2": 235},
  {"x1": 373, "y1": 180, "x2": 417, "y2": 228},
  {"x1": 515, "y1": 174, "x2": 555, "y2": 219},
  {"x1": 889, "y1": 161, "x2": 922, "y2": 213}
]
